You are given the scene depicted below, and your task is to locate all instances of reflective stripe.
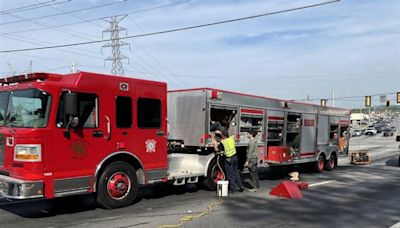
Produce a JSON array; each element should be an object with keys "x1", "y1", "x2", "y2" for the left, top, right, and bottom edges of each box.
[{"x1": 221, "y1": 137, "x2": 236, "y2": 158}]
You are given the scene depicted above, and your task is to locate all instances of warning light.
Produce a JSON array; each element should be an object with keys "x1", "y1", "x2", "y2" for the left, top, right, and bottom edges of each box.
[
  {"x1": 397, "y1": 92, "x2": 400, "y2": 104},
  {"x1": 320, "y1": 99, "x2": 327, "y2": 107},
  {"x1": 365, "y1": 96, "x2": 371, "y2": 107},
  {"x1": 211, "y1": 90, "x2": 223, "y2": 100}
]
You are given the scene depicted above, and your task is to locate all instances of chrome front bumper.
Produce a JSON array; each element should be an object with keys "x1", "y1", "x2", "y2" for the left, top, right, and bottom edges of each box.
[{"x1": 0, "y1": 175, "x2": 43, "y2": 199}]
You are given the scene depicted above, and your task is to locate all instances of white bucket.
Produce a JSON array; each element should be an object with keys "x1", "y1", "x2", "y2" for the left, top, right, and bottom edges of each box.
[{"x1": 217, "y1": 180, "x2": 229, "y2": 197}]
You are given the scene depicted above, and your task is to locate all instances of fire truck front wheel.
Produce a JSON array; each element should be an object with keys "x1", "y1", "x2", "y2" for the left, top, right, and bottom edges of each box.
[{"x1": 96, "y1": 161, "x2": 138, "y2": 209}]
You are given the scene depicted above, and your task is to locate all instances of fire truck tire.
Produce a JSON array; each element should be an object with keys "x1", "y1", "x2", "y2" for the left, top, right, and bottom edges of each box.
[
  {"x1": 201, "y1": 158, "x2": 221, "y2": 191},
  {"x1": 325, "y1": 153, "x2": 337, "y2": 171},
  {"x1": 314, "y1": 154, "x2": 325, "y2": 173},
  {"x1": 96, "y1": 161, "x2": 138, "y2": 209}
]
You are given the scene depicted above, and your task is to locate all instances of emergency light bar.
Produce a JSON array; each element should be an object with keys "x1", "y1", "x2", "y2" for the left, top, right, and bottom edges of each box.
[{"x1": 0, "y1": 73, "x2": 58, "y2": 85}]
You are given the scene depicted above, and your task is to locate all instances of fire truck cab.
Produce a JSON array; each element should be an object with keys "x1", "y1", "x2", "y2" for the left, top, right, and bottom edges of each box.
[{"x1": 0, "y1": 72, "x2": 168, "y2": 209}]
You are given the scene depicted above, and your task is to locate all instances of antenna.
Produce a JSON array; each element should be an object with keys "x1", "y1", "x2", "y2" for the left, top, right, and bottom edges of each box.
[
  {"x1": 71, "y1": 61, "x2": 78, "y2": 73},
  {"x1": 7, "y1": 63, "x2": 16, "y2": 76},
  {"x1": 101, "y1": 15, "x2": 130, "y2": 76},
  {"x1": 24, "y1": 60, "x2": 33, "y2": 75}
]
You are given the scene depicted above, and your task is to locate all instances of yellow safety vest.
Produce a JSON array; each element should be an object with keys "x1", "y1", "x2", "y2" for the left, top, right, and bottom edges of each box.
[{"x1": 221, "y1": 137, "x2": 236, "y2": 158}]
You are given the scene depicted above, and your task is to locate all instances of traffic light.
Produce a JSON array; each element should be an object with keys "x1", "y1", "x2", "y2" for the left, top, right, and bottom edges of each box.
[
  {"x1": 365, "y1": 96, "x2": 371, "y2": 107},
  {"x1": 386, "y1": 100, "x2": 390, "y2": 107},
  {"x1": 397, "y1": 92, "x2": 400, "y2": 104},
  {"x1": 320, "y1": 99, "x2": 327, "y2": 107}
]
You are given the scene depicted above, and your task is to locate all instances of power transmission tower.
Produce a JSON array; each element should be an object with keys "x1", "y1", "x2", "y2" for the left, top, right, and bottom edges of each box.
[{"x1": 102, "y1": 15, "x2": 130, "y2": 76}]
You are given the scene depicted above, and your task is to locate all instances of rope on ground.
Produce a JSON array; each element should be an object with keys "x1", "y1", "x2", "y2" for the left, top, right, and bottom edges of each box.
[{"x1": 157, "y1": 196, "x2": 224, "y2": 228}]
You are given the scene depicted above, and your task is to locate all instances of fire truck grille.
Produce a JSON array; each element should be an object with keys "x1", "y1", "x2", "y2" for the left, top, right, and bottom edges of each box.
[{"x1": 0, "y1": 134, "x2": 4, "y2": 167}]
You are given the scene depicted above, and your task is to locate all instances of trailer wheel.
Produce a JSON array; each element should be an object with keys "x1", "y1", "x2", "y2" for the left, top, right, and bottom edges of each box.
[
  {"x1": 325, "y1": 153, "x2": 337, "y2": 171},
  {"x1": 202, "y1": 158, "x2": 223, "y2": 191},
  {"x1": 314, "y1": 154, "x2": 325, "y2": 173},
  {"x1": 96, "y1": 161, "x2": 138, "y2": 209}
]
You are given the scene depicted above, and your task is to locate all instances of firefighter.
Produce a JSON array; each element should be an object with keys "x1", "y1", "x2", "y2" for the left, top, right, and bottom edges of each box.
[
  {"x1": 244, "y1": 129, "x2": 260, "y2": 191},
  {"x1": 339, "y1": 131, "x2": 347, "y2": 152},
  {"x1": 213, "y1": 129, "x2": 244, "y2": 193}
]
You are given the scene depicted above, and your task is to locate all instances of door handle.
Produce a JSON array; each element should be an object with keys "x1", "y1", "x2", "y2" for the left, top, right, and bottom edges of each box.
[
  {"x1": 104, "y1": 115, "x2": 111, "y2": 140},
  {"x1": 156, "y1": 130, "x2": 165, "y2": 136},
  {"x1": 92, "y1": 130, "x2": 103, "y2": 137}
]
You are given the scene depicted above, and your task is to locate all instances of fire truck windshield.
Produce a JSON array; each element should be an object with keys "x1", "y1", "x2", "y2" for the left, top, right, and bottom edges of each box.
[{"x1": 1, "y1": 89, "x2": 51, "y2": 128}]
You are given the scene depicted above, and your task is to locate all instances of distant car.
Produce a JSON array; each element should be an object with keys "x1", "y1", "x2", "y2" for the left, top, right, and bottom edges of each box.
[
  {"x1": 390, "y1": 126, "x2": 396, "y2": 131},
  {"x1": 352, "y1": 130, "x2": 362, "y2": 137},
  {"x1": 375, "y1": 126, "x2": 383, "y2": 133},
  {"x1": 365, "y1": 127, "x2": 377, "y2": 135},
  {"x1": 383, "y1": 129, "x2": 394, "y2": 137}
]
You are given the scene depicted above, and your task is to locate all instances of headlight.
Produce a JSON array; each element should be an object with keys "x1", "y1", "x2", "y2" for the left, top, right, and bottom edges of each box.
[{"x1": 14, "y1": 144, "x2": 42, "y2": 162}]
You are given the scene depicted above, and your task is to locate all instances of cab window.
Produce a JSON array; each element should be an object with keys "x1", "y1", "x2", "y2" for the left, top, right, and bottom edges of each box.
[
  {"x1": 116, "y1": 96, "x2": 132, "y2": 128},
  {"x1": 137, "y1": 98, "x2": 161, "y2": 128},
  {"x1": 57, "y1": 93, "x2": 99, "y2": 128}
]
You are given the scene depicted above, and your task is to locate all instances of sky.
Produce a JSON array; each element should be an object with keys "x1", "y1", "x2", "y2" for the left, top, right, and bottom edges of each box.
[{"x1": 0, "y1": 0, "x2": 399, "y2": 108}]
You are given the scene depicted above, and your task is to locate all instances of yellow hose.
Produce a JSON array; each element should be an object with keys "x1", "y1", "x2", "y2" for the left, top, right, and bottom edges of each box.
[
  {"x1": 157, "y1": 197, "x2": 223, "y2": 228},
  {"x1": 158, "y1": 155, "x2": 226, "y2": 228}
]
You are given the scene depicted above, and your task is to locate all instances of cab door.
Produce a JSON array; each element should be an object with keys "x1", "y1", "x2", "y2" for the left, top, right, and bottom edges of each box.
[
  {"x1": 49, "y1": 92, "x2": 103, "y2": 196},
  {"x1": 132, "y1": 84, "x2": 168, "y2": 182}
]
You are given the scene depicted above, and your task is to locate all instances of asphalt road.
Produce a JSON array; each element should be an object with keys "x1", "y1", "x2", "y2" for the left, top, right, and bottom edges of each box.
[{"x1": 1, "y1": 134, "x2": 399, "y2": 228}]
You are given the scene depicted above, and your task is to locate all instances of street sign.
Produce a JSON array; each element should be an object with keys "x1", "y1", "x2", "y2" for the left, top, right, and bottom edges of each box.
[
  {"x1": 365, "y1": 96, "x2": 371, "y2": 107},
  {"x1": 320, "y1": 99, "x2": 327, "y2": 107}
]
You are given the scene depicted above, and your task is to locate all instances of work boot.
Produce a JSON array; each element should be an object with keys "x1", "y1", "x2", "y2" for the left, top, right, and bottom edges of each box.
[{"x1": 248, "y1": 188, "x2": 258, "y2": 192}]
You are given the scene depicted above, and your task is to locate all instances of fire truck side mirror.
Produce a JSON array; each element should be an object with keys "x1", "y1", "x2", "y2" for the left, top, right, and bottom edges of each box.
[{"x1": 65, "y1": 93, "x2": 78, "y2": 116}]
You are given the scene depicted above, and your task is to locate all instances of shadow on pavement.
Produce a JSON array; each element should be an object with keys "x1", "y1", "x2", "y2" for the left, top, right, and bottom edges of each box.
[
  {"x1": 1, "y1": 155, "x2": 398, "y2": 220},
  {"x1": 385, "y1": 157, "x2": 400, "y2": 167},
  {"x1": 0, "y1": 194, "x2": 97, "y2": 218},
  {"x1": 220, "y1": 163, "x2": 400, "y2": 228}
]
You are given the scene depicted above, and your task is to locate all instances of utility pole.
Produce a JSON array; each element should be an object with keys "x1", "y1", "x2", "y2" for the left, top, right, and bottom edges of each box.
[
  {"x1": 102, "y1": 15, "x2": 130, "y2": 76},
  {"x1": 332, "y1": 89, "x2": 335, "y2": 108}
]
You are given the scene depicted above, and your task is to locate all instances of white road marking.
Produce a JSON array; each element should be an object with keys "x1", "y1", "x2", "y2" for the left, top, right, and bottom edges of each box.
[
  {"x1": 308, "y1": 180, "x2": 336, "y2": 187},
  {"x1": 390, "y1": 221, "x2": 400, "y2": 228}
]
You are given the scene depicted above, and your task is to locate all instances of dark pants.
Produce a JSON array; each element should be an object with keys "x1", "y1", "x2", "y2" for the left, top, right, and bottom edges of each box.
[
  {"x1": 248, "y1": 161, "x2": 260, "y2": 189},
  {"x1": 224, "y1": 155, "x2": 244, "y2": 191}
]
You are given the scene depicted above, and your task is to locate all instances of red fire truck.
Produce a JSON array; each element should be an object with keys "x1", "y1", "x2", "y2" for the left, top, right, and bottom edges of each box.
[{"x1": 0, "y1": 72, "x2": 350, "y2": 209}]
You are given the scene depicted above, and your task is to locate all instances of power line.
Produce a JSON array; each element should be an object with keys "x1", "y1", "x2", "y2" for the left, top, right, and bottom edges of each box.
[
  {"x1": 40, "y1": 0, "x2": 105, "y2": 29},
  {"x1": 2, "y1": 1, "x2": 190, "y2": 86},
  {"x1": 0, "y1": 0, "x2": 70, "y2": 14},
  {"x1": 2, "y1": 34, "x2": 104, "y2": 61},
  {"x1": 0, "y1": 0, "x2": 340, "y2": 53},
  {"x1": 2, "y1": 10, "x2": 97, "y2": 41},
  {"x1": 297, "y1": 92, "x2": 398, "y2": 101},
  {"x1": 0, "y1": 0, "x2": 191, "y2": 36},
  {"x1": 127, "y1": 18, "x2": 188, "y2": 86},
  {"x1": 0, "y1": 0, "x2": 128, "y2": 26}
]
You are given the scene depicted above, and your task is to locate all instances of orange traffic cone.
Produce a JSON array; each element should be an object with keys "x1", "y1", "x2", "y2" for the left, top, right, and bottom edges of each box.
[{"x1": 270, "y1": 181, "x2": 308, "y2": 199}]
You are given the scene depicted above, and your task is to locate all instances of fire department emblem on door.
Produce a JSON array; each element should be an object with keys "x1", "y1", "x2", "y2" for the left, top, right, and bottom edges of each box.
[{"x1": 145, "y1": 139, "x2": 156, "y2": 153}]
